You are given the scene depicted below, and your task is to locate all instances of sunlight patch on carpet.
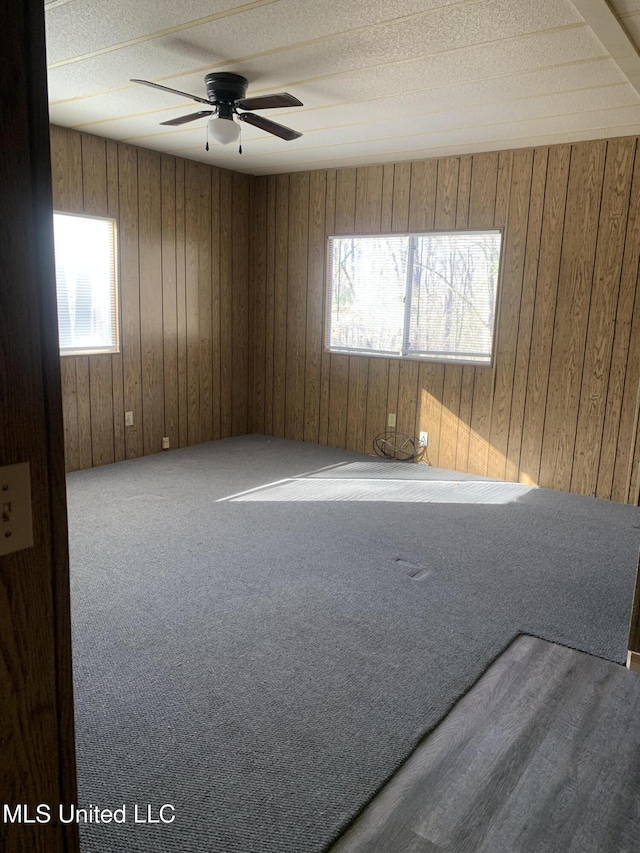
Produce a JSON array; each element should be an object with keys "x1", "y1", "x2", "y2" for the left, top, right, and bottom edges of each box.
[{"x1": 230, "y1": 478, "x2": 535, "y2": 504}]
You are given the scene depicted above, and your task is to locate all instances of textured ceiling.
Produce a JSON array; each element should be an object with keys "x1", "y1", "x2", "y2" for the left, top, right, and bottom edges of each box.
[{"x1": 45, "y1": 0, "x2": 640, "y2": 175}]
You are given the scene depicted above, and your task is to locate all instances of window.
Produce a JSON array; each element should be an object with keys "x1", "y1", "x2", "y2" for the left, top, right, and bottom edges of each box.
[
  {"x1": 325, "y1": 230, "x2": 502, "y2": 365},
  {"x1": 53, "y1": 212, "x2": 119, "y2": 355}
]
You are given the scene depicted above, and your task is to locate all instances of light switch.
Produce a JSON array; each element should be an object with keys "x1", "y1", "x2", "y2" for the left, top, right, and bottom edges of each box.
[{"x1": 0, "y1": 462, "x2": 34, "y2": 557}]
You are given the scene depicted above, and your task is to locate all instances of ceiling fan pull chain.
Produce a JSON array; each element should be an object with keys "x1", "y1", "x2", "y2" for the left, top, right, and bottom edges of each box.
[
  {"x1": 206, "y1": 121, "x2": 209, "y2": 152},
  {"x1": 239, "y1": 123, "x2": 242, "y2": 155}
]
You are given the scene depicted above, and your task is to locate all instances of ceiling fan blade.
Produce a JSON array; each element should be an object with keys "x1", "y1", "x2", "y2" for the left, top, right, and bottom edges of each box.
[
  {"x1": 130, "y1": 79, "x2": 211, "y2": 106},
  {"x1": 160, "y1": 111, "x2": 213, "y2": 126},
  {"x1": 236, "y1": 92, "x2": 303, "y2": 111},
  {"x1": 238, "y1": 112, "x2": 302, "y2": 141}
]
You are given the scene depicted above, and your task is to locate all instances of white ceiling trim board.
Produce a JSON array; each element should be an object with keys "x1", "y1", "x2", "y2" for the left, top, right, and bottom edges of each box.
[{"x1": 572, "y1": 0, "x2": 640, "y2": 91}]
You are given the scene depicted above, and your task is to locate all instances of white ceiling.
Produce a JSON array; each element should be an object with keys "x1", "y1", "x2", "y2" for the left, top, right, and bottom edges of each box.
[{"x1": 45, "y1": 0, "x2": 640, "y2": 176}]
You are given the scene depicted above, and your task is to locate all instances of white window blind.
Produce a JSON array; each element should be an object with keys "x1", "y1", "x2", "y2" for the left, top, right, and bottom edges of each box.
[
  {"x1": 326, "y1": 231, "x2": 502, "y2": 365},
  {"x1": 53, "y1": 212, "x2": 119, "y2": 355}
]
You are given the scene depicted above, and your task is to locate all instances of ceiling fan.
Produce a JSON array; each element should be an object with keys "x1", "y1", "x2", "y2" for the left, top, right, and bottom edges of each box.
[{"x1": 130, "y1": 72, "x2": 303, "y2": 149}]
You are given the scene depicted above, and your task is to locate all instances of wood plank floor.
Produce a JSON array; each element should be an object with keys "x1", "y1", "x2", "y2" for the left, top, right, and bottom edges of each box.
[{"x1": 330, "y1": 635, "x2": 640, "y2": 853}]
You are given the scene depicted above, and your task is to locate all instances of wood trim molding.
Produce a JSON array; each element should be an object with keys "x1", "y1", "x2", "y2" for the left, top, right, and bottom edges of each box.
[
  {"x1": 1, "y1": 2, "x2": 78, "y2": 851},
  {"x1": 627, "y1": 650, "x2": 640, "y2": 672}
]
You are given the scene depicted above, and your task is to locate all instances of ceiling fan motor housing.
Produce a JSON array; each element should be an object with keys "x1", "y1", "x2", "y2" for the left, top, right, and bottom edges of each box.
[{"x1": 205, "y1": 72, "x2": 249, "y2": 106}]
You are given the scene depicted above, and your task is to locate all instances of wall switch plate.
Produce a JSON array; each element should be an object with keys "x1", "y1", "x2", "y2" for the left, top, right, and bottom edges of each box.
[
  {"x1": 419, "y1": 431, "x2": 429, "y2": 447},
  {"x1": 0, "y1": 462, "x2": 34, "y2": 557},
  {"x1": 162, "y1": 437, "x2": 170, "y2": 450},
  {"x1": 125, "y1": 411, "x2": 134, "y2": 427},
  {"x1": 388, "y1": 413, "x2": 397, "y2": 428}
]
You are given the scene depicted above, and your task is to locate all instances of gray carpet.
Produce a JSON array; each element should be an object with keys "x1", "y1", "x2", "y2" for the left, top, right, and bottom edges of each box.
[{"x1": 67, "y1": 435, "x2": 640, "y2": 853}]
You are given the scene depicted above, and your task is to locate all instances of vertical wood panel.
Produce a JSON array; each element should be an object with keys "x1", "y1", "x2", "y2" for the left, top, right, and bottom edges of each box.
[
  {"x1": 416, "y1": 364, "x2": 444, "y2": 467},
  {"x1": 304, "y1": 170, "x2": 326, "y2": 443},
  {"x1": 439, "y1": 365, "x2": 462, "y2": 471},
  {"x1": 232, "y1": 173, "x2": 250, "y2": 436},
  {"x1": 435, "y1": 158, "x2": 459, "y2": 230},
  {"x1": 66, "y1": 130, "x2": 84, "y2": 212},
  {"x1": 396, "y1": 361, "x2": 419, "y2": 441},
  {"x1": 107, "y1": 140, "x2": 126, "y2": 463},
  {"x1": 219, "y1": 170, "x2": 233, "y2": 438},
  {"x1": 88, "y1": 356, "x2": 114, "y2": 466},
  {"x1": 60, "y1": 358, "x2": 79, "y2": 472},
  {"x1": 519, "y1": 145, "x2": 571, "y2": 485},
  {"x1": 335, "y1": 168, "x2": 357, "y2": 234},
  {"x1": 252, "y1": 176, "x2": 268, "y2": 435},
  {"x1": 571, "y1": 137, "x2": 635, "y2": 496},
  {"x1": 381, "y1": 164, "x2": 394, "y2": 231},
  {"x1": 198, "y1": 163, "x2": 213, "y2": 442},
  {"x1": 504, "y1": 147, "x2": 548, "y2": 482},
  {"x1": 356, "y1": 165, "x2": 384, "y2": 232},
  {"x1": 81, "y1": 134, "x2": 107, "y2": 216},
  {"x1": 328, "y1": 355, "x2": 349, "y2": 449},
  {"x1": 464, "y1": 152, "x2": 499, "y2": 474},
  {"x1": 210, "y1": 168, "x2": 221, "y2": 441},
  {"x1": 75, "y1": 356, "x2": 92, "y2": 468},
  {"x1": 364, "y1": 358, "x2": 389, "y2": 454},
  {"x1": 455, "y1": 156, "x2": 472, "y2": 229},
  {"x1": 488, "y1": 149, "x2": 534, "y2": 480},
  {"x1": 264, "y1": 174, "x2": 277, "y2": 436},
  {"x1": 319, "y1": 170, "x2": 336, "y2": 446},
  {"x1": 475, "y1": 148, "x2": 514, "y2": 478},
  {"x1": 598, "y1": 140, "x2": 640, "y2": 499},
  {"x1": 272, "y1": 173, "x2": 289, "y2": 437},
  {"x1": 346, "y1": 358, "x2": 368, "y2": 452},
  {"x1": 439, "y1": 155, "x2": 472, "y2": 470},
  {"x1": 184, "y1": 161, "x2": 201, "y2": 445},
  {"x1": 138, "y1": 149, "x2": 164, "y2": 455},
  {"x1": 161, "y1": 155, "x2": 178, "y2": 449},
  {"x1": 392, "y1": 162, "x2": 411, "y2": 232},
  {"x1": 387, "y1": 359, "x2": 400, "y2": 436},
  {"x1": 175, "y1": 158, "x2": 188, "y2": 448},
  {"x1": 629, "y1": 387, "x2": 640, "y2": 504},
  {"x1": 613, "y1": 265, "x2": 640, "y2": 501},
  {"x1": 285, "y1": 172, "x2": 309, "y2": 440},
  {"x1": 49, "y1": 124, "x2": 69, "y2": 209},
  {"x1": 408, "y1": 159, "x2": 437, "y2": 231},
  {"x1": 540, "y1": 141, "x2": 607, "y2": 492},
  {"x1": 117, "y1": 144, "x2": 143, "y2": 458}
]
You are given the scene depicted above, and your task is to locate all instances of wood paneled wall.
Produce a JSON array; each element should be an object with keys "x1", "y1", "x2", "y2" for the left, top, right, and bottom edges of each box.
[
  {"x1": 49, "y1": 126, "x2": 250, "y2": 472},
  {"x1": 250, "y1": 140, "x2": 640, "y2": 504},
  {"x1": 50, "y1": 125, "x2": 640, "y2": 503}
]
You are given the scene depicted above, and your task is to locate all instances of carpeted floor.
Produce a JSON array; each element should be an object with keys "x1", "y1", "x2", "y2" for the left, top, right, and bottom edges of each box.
[{"x1": 67, "y1": 435, "x2": 640, "y2": 853}]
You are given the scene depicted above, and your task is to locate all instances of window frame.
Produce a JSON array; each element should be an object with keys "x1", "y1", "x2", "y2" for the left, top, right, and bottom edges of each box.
[
  {"x1": 324, "y1": 228, "x2": 505, "y2": 368},
  {"x1": 53, "y1": 210, "x2": 121, "y2": 357}
]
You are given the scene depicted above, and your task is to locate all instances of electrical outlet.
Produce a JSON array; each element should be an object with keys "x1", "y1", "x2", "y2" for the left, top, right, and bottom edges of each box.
[
  {"x1": 0, "y1": 462, "x2": 34, "y2": 557},
  {"x1": 419, "y1": 431, "x2": 429, "y2": 447},
  {"x1": 162, "y1": 437, "x2": 170, "y2": 450},
  {"x1": 125, "y1": 411, "x2": 134, "y2": 427},
  {"x1": 388, "y1": 413, "x2": 397, "y2": 428}
]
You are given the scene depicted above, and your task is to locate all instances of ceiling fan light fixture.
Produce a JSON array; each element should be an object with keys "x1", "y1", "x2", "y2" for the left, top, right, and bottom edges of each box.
[{"x1": 207, "y1": 115, "x2": 240, "y2": 145}]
